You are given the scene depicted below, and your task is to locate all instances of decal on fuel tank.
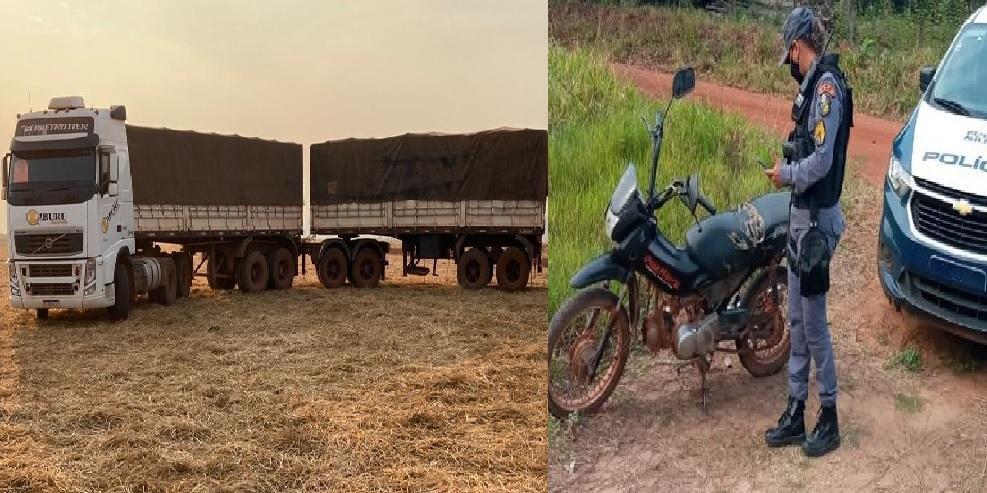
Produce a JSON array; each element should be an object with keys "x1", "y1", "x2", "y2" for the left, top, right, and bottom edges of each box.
[
  {"x1": 644, "y1": 254, "x2": 680, "y2": 290},
  {"x1": 729, "y1": 203, "x2": 766, "y2": 250}
]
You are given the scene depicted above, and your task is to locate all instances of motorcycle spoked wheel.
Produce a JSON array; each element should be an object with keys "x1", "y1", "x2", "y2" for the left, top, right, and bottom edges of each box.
[
  {"x1": 736, "y1": 265, "x2": 790, "y2": 377},
  {"x1": 548, "y1": 287, "x2": 631, "y2": 420}
]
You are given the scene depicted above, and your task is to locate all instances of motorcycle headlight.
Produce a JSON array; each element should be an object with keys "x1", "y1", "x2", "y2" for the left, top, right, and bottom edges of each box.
[
  {"x1": 85, "y1": 259, "x2": 97, "y2": 286},
  {"x1": 887, "y1": 156, "x2": 912, "y2": 198}
]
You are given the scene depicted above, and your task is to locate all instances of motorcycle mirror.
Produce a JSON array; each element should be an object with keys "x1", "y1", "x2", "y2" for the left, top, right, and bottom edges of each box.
[
  {"x1": 671, "y1": 67, "x2": 696, "y2": 99},
  {"x1": 679, "y1": 174, "x2": 700, "y2": 213}
]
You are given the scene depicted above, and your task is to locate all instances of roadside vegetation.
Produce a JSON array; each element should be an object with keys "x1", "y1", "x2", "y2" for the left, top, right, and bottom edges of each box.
[
  {"x1": 548, "y1": 45, "x2": 777, "y2": 314},
  {"x1": 550, "y1": 1, "x2": 973, "y2": 120}
]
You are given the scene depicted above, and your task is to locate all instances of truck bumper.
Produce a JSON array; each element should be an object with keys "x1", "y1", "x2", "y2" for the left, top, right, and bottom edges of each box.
[
  {"x1": 879, "y1": 184, "x2": 987, "y2": 344},
  {"x1": 9, "y1": 258, "x2": 113, "y2": 311}
]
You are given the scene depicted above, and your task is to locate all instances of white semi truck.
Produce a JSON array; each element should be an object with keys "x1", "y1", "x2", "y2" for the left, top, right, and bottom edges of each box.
[{"x1": 3, "y1": 97, "x2": 546, "y2": 320}]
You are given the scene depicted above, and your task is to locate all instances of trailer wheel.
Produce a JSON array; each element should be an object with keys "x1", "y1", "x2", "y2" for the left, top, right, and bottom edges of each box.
[
  {"x1": 151, "y1": 259, "x2": 178, "y2": 306},
  {"x1": 496, "y1": 246, "x2": 530, "y2": 292},
  {"x1": 267, "y1": 247, "x2": 294, "y2": 290},
  {"x1": 237, "y1": 249, "x2": 269, "y2": 293},
  {"x1": 108, "y1": 262, "x2": 131, "y2": 321},
  {"x1": 350, "y1": 247, "x2": 383, "y2": 288},
  {"x1": 317, "y1": 247, "x2": 348, "y2": 289},
  {"x1": 175, "y1": 253, "x2": 193, "y2": 298},
  {"x1": 36, "y1": 308, "x2": 49, "y2": 320},
  {"x1": 457, "y1": 248, "x2": 491, "y2": 290}
]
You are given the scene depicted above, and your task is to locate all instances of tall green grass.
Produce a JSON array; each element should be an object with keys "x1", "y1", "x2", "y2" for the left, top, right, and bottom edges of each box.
[
  {"x1": 550, "y1": 2, "x2": 960, "y2": 120},
  {"x1": 548, "y1": 46, "x2": 779, "y2": 314}
]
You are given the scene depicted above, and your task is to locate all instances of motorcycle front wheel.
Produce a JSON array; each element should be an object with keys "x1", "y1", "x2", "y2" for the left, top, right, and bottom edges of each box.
[
  {"x1": 736, "y1": 264, "x2": 790, "y2": 377},
  {"x1": 548, "y1": 287, "x2": 630, "y2": 419}
]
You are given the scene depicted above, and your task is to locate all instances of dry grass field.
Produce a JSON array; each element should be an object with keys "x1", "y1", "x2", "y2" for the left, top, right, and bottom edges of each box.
[{"x1": 0, "y1": 240, "x2": 546, "y2": 492}]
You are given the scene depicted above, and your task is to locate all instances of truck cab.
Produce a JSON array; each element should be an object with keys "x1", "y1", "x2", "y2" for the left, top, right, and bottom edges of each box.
[
  {"x1": 878, "y1": 7, "x2": 987, "y2": 344},
  {"x1": 4, "y1": 97, "x2": 135, "y2": 318}
]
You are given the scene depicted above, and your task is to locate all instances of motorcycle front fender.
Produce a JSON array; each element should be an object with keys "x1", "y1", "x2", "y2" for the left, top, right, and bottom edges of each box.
[{"x1": 570, "y1": 253, "x2": 633, "y2": 289}]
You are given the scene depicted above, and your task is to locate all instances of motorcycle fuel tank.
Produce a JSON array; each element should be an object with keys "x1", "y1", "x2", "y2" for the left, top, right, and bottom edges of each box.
[{"x1": 685, "y1": 192, "x2": 790, "y2": 279}]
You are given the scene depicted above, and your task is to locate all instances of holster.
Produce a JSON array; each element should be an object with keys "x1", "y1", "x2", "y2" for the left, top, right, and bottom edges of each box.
[{"x1": 796, "y1": 201, "x2": 831, "y2": 297}]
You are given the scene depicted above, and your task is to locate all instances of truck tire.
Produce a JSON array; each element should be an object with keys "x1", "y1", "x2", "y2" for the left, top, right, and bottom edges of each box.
[
  {"x1": 236, "y1": 249, "x2": 269, "y2": 293},
  {"x1": 36, "y1": 308, "x2": 49, "y2": 320},
  {"x1": 496, "y1": 246, "x2": 530, "y2": 292},
  {"x1": 175, "y1": 253, "x2": 193, "y2": 298},
  {"x1": 208, "y1": 255, "x2": 236, "y2": 290},
  {"x1": 457, "y1": 248, "x2": 491, "y2": 290},
  {"x1": 108, "y1": 262, "x2": 131, "y2": 321},
  {"x1": 151, "y1": 259, "x2": 177, "y2": 306},
  {"x1": 267, "y1": 247, "x2": 294, "y2": 290},
  {"x1": 350, "y1": 247, "x2": 383, "y2": 288},
  {"x1": 317, "y1": 247, "x2": 348, "y2": 289}
]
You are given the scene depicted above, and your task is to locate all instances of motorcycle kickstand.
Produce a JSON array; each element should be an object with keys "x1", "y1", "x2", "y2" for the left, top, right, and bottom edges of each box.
[{"x1": 696, "y1": 355, "x2": 711, "y2": 412}]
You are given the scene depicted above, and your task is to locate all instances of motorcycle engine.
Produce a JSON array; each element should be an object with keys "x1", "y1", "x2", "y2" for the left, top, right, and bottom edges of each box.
[{"x1": 673, "y1": 313, "x2": 719, "y2": 360}]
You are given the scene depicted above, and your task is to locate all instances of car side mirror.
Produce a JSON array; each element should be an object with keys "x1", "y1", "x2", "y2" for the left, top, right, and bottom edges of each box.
[
  {"x1": 672, "y1": 67, "x2": 696, "y2": 99},
  {"x1": 919, "y1": 66, "x2": 936, "y2": 94}
]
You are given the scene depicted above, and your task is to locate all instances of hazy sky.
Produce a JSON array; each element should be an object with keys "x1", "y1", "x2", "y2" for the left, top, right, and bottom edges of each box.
[{"x1": 0, "y1": 0, "x2": 547, "y2": 233}]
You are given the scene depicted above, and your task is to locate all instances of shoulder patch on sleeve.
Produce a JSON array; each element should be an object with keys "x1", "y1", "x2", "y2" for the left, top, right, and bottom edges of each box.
[
  {"x1": 818, "y1": 92, "x2": 832, "y2": 116},
  {"x1": 813, "y1": 120, "x2": 826, "y2": 145},
  {"x1": 817, "y1": 81, "x2": 836, "y2": 98}
]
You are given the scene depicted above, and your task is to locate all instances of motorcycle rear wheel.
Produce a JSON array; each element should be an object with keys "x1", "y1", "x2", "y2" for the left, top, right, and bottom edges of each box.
[
  {"x1": 736, "y1": 265, "x2": 790, "y2": 377},
  {"x1": 548, "y1": 287, "x2": 630, "y2": 419}
]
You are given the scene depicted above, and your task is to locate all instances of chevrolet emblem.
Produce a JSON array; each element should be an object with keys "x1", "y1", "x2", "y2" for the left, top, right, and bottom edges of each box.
[{"x1": 953, "y1": 199, "x2": 974, "y2": 216}]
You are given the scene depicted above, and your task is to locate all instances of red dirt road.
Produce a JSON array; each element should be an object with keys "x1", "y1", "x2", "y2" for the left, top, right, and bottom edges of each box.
[{"x1": 614, "y1": 63, "x2": 904, "y2": 187}]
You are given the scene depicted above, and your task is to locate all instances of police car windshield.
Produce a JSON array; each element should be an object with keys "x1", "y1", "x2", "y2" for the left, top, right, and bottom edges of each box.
[
  {"x1": 930, "y1": 23, "x2": 987, "y2": 119},
  {"x1": 8, "y1": 149, "x2": 96, "y2": 190}
]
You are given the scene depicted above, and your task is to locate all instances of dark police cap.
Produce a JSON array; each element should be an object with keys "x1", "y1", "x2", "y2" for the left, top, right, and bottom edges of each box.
[{"x1": 779, "y1": 7, "x2": 816, "y2": 66}]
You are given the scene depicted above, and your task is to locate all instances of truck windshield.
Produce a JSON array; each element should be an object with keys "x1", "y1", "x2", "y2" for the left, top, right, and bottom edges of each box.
[
  {"x1": 6, "y1": 149, "x2": 97, "y2": 206},
  {"x1": 929, "y1": 23, "x2": 987, "y2": 119}
]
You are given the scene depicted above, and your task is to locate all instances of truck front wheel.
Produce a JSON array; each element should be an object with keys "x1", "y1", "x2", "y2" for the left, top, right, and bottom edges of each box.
[
  {"x1": 237, "y1": 249, "x2": 269, "y2": 293},
  {"x1": 108, "y1": 262, "x2": 131, "y2": 321}
]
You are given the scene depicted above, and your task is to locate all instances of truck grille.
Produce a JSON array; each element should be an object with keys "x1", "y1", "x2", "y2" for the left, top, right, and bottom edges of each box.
[
  {"x1": 911, "y1": 274, "x2": 987, "y2": 324},
  {"x1": 14, "y1": 232, "x2": 83, "y2": 256},
  {"x1": 914, "y1": 177, "x2": 987, "y2": 207},
  {"x1": 28, "y1": 264, "x2": 74, "y2": 277},
  {"x1": 28, "y1": 283, "x2": 76, "y2": 296},
  {"x1": 911, "y1": 192, "x2": 987, "y2": 256}
]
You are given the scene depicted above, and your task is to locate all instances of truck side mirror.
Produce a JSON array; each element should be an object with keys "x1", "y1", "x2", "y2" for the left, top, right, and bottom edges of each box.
[
  {"x1": 1, "y1": 153, "x2": 9, "y2": 201},
  {"x1": 108, "y1": 182, "x2": 119, "y2": 196},
  {"x1": 110, "y1": 154, "x2": 119, "y2": 183},
  {"x1": 919, "y1": 66, "x2": 936, "y2": 94}
]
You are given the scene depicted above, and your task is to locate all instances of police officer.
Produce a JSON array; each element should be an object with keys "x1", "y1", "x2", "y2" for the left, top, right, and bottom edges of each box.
[{"x1": 763, "y1": 7, "x2": 853, "y2": 458}]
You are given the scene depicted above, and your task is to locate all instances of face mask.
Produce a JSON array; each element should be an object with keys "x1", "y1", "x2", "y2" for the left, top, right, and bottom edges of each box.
[{"x1": 790, "y1": 61, "x2": 804, "y2": 84}]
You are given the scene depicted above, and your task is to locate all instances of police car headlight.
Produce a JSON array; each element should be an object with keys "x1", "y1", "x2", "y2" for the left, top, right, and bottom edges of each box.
[{"x1": 887, "y1": 156, "x2": 912, "y2": 198}]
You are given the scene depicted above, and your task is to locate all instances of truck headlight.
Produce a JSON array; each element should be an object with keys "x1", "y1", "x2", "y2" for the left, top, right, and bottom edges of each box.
[
  {"x1": 85, "y1": 259, "x2": 97, "y2": 286},
  {"x1": 8, "y1": 261, "x2": 20, "y2": 296},
  {"x1": 887, "y1": 156, "x2": 912, "y2": 198}
]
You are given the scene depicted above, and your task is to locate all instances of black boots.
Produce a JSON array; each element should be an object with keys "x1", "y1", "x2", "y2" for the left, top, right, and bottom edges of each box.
[
  {"x1": 803, "y1": 403, "x2": 841, "y2": 457},
  {"x1": 765, "y1": 397, "x2": 806, "y2": 447}
]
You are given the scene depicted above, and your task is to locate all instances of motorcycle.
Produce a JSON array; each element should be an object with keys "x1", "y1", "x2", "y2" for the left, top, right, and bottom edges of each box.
[{"x1": 548, "y1": 68, "x2": 792, "y2": 419}]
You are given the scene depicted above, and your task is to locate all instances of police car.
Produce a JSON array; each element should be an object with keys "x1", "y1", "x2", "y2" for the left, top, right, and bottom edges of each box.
[{"x1": 879, "y1": 6, "x2": 987, "y2": 343}]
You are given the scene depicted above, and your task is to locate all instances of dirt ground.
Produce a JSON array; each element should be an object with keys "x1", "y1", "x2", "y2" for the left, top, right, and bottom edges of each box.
[
  {"x1": 0, "y1": 241, "x2": 547, "y2": 492},
  {"x1": 547, "y1": 66, "x2": 987, "y2": 491}
]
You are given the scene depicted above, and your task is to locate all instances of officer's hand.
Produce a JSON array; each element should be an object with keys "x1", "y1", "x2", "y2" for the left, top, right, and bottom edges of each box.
[{"x1": 763, "y1": 160, "x2": 784, "y2": 189}]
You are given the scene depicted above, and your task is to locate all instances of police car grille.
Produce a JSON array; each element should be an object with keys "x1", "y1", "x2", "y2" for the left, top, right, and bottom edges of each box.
[
  {"x1": 914, "y1": 177, "x2": 987, "y2": 207},
  {"x1": 911, "y1": 274, "x2": 987, "y2": 323},
  {"x1": 28, "y1": 283, "x2": 76, "y2": 296},
  {"x1": 28, "y1": 264, "x2": 73, "y2": 277},
  {"x1": 14, "y1": 233, "x2": 84, "y2": 256},
  {"x1": 911, "y1": 193, "x2": 987, "y2": 256}
]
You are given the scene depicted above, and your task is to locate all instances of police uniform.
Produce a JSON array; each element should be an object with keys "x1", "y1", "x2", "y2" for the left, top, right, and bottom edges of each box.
[
  {"x1": 764, "y1": 6, "x2": 854, "y2": 458},
  {"x1": 780, "y1": 56, "x2": 853, "y2": 407}
]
